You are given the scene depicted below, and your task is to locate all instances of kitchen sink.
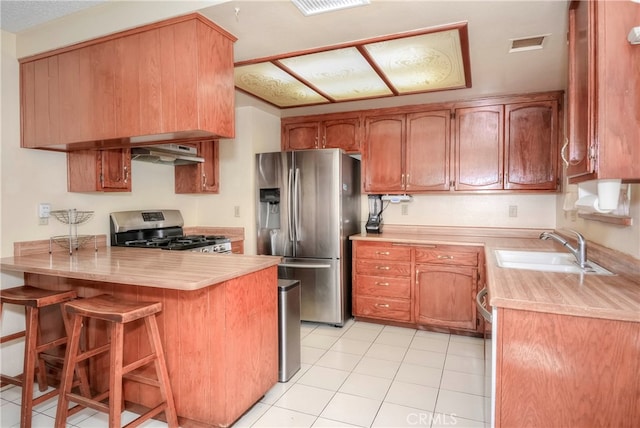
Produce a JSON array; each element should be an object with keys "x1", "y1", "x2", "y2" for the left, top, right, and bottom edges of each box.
[{"x1": 494, "y1": 250, "x2": 614, "y2": 275}]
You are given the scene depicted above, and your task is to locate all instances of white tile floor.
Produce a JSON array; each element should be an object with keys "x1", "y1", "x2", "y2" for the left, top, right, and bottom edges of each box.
[{"x1": 0, "y1": 320, "x2": 490, "y2": 428}]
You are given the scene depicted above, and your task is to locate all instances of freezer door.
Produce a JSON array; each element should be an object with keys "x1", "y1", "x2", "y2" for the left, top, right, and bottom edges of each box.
[
  {"x1": 278, "y1": 258, "x2": 344, "y2": 325},
  {"x1": 292, "y1": 150, "x2": 340, "y2": 259},
  {"x1": 256, "y1": 152, "x2": 294, "y2": 257}
]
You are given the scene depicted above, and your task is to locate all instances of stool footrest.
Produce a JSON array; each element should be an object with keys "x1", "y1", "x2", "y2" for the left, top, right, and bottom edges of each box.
[
  {"x1": 66, "y1": 392, "x2": 109, "y2": 414},
  {"x1": 1, "y1": 330, "x2": 26, "y2": 344},
  {"x1": 123, "y1": 372, "x2": 161, "y2": 387},
  {"x1": 32, "y1": 389, "x2": 59, "y2": 406},
  {"x1": 76, "y1": 343, "x2": 111, "y2": 362},
  {"x1": 0, "y1": 374, "x2": 22, "y2": 387},
  {"x1": 36, "y1": 336, "x2": 67, "y2": 354},
  {"x1": 123, "y1": 403, "x2": 167, "y2": 428},
  {"x1": 123, "y1": 353, "x2": 156, "y2": 375}
]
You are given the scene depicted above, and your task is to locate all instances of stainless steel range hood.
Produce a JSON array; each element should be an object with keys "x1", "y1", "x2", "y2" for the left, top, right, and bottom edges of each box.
[{"x1": 131, "y1": 144, "x2": 204, "y2": 166}]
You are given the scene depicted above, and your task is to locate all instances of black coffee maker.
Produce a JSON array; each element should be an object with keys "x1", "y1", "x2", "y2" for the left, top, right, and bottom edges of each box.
[{"x1": 365, "y1": 194, "x2": 383, "y2": 233}]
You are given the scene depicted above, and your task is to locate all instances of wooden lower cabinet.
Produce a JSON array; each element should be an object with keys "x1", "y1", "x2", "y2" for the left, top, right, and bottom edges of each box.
[
  {"x1": 352, "y1": 241, "x2": 482, "y2": 334},
  {"x1": 353, "y1": 241, "x2": 412, "y2": 323},
  {"x1": 495, "y1": 308, "x2": 640, "y2": 426},
  {"x1": 415, "y1": 264, "x2": 478, "y2": 330}
]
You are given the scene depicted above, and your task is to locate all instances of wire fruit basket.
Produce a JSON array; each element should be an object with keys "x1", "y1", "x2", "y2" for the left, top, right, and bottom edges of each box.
[{"x1": 49, "y1": 209, "x2": 96, "y2": 254}]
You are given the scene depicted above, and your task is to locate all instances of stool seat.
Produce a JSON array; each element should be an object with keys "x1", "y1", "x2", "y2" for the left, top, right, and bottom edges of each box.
[
  {"x1": 56, "y1": 294, "x2": 178, "y2": 428},
  {"x1": 1, "y1": 286, "x2": 88, "y2": 428},
  {"x1": 1, "y1": 286, "x2": 77, "y2": 308},
  {"x1": 63, "y1": 294, "x2": 162, "y2": 323}
]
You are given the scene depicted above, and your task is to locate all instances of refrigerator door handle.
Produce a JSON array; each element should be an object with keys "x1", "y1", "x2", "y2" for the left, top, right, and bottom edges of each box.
[
  {"x1": 294, "y1": 167, "x2": 301, "y2": 240},
  {"x1": 279, "y1": 262, "x2": 332, "y2": 269},
  {"x1": 287, "y1": 168, "x2": 294, "y2": 242}
]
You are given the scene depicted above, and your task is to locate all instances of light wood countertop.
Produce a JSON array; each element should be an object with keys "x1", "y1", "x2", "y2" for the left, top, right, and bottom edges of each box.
[
  {"x1": 351, "y1": 226, "x2": 640, "y2": 322},
  {"x1": 0, "y1": 247, "x2": 282, "y2": 291}
]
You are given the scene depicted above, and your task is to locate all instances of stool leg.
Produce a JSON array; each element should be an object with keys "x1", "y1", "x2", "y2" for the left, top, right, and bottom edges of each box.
[
  {"x1": 55, "y1": 313, "x2": 83, "y2": 428},
  {"x1": 20, "y1": 306, "x2": 38, "y2": 428},
  {"x1": 109, "y1": 322, "x2": 124, "y2": 428},
  {"x1": 145, "y1": 316, "x2": 178, "y2": 428}
]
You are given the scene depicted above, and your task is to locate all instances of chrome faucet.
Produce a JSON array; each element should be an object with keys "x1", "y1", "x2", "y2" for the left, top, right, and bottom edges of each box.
[{"x1": 540, "y1": 229, "x2": 588, "y2": 269}]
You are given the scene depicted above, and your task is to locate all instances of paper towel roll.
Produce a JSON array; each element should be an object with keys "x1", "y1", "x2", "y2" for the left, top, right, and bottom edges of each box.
[{"x1": 575, "y1": 195, "x2": 613, "y2": 213}]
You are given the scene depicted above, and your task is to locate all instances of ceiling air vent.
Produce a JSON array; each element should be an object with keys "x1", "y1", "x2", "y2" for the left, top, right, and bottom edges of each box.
[
  {"x1": 291, "y1": 0, "x2": 370, "y2": 16},
  {"x1": 508, "y1": 34, "x2": 549, "y2": 53}
]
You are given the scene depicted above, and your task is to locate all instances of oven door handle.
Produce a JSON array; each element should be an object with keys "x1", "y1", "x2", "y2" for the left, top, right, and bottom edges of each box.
[{"x1": 476, "y1": 287, "x2": 493, "y2": 323}]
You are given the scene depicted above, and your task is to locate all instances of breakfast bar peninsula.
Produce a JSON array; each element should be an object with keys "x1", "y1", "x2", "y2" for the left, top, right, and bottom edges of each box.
[{"x1": 0, "y1": 246, "x2": 282, "y2": 427}]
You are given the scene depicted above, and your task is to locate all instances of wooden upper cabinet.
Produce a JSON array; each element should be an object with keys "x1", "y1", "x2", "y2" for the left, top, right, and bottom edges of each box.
[
  {"x1": 455, "y1": 105, "x2": 504, "y2": 191},
  {"x1": 20, "y1": 14, "x2": 236, "y2": 150},
  {"x1": 175, "y1": 141, "x2": 219, "y2": 194},
  {"x1": 282, "y1": 122, "x2": 319, "y2": 150},
  {"x1": 281, "y1": 115, "x2": 361, "y2": 153},
  {"x1": 505, "y1": 101, "x2": 558, "y2": 190},
  {"x1": 67, "y1": 149, "x2": 131, "y2": 192},
  {"x1": 406, "y1": 110, "x2": 451, "y2": 192},
  {"x1": 363, "y1": 115, "x2": 405, "y2": 193},
  {"x1": 567, "y1": 0, "x2": 640, "y2": 182},
  {"x1": 364, "y1": 110, "x2": 451, "y2": 194}
]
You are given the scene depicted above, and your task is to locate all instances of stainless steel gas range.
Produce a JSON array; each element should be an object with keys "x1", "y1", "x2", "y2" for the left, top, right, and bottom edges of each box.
[{"x1": 109, "y1": 209, "x2": 231, "y2": 254}]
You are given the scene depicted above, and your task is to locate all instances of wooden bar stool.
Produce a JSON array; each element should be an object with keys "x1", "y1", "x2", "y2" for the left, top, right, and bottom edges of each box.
[
  {"x1": 55, "y1": 294, "x2": 178, "y2": 428},
  {"x1": 0, "y1": 286, "x2": 86, "y2": 428}
]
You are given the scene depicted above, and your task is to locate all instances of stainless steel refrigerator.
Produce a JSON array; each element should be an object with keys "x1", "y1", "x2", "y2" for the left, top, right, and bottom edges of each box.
[{"x1": 256, "y1": 149, "x2": 361, "y2": 326}]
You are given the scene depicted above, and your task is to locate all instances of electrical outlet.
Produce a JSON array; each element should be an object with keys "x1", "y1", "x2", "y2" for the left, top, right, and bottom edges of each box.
[
  {"x1": 401, "y1": 204, "x2": 408, "y2": 215},
  {"x1": 234, "y1": 206, "x2": 240, "y2": 217},
  {"x1": 508, "y1": 205, "x2": 518, "y2": 217},
  {"x1": 38, "y1": 203, "x2": 51, "y2": 225}
]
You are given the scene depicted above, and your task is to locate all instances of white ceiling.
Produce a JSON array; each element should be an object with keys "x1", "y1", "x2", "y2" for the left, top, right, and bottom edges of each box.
[{"x1": 1, "y1": 0, "x2": 569, "y2": 116}]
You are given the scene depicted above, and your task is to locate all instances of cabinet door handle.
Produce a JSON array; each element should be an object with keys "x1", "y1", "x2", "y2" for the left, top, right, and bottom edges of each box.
[
  {"x1": 202, "y1": 173, "x2": 207, "y2": 188},
  {"x1": 375, "y1": 251, "x2": 390, "y2": 255},
  {"x1": 376, "y1": 266, "x2": 391, "y2": 270},
  {"x1": 375, "y1": 282, "x2": 390, "y2": 286},
  {"x1": 315, "y1": 136, "x2": 319, "y2": 148},
  {"x1": 123, "y1": 165, "x2": 129, "y2": 184},
  {"x1": 322, "y1": 135, "x2": 326, "y2": 148},
  {"x1": 437, "y1": 255, "x2": 454, "y2": 260},
  {"x1": 401, "y1": 173, "x2": 405, "y2": 186},
  {"x1": 561, "y1": 137, "x2": 569, "y2": 166},
  {"x1": 375, "y1": 303, "x2": 390, "y2": 308}
]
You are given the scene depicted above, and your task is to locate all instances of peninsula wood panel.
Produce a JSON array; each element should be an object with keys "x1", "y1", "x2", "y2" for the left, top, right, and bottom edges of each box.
[
  {"x1": 495, "y1": 308, "x2": 640, "y2": 427},
  {"x1": 23, "y1": 266, "x2": 278, "y2": 427}
]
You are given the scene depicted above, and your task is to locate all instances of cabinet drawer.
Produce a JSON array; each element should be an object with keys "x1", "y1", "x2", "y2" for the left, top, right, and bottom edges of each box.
[
  {"x1": 356, "y1": 243, "x2": 411, "y2": 261},
  {"x1": 354, "y1": 296, "x2": 411, "y2": 322},
  {"x1": 355, "y1": 275, "x2": 410, "y2": 299},
  {"x1": 415, "y1": 249, "x2": 478, "y2": 266},
  {"x1": 356, "y1": 260, "x2": 411, "y2": 277}
]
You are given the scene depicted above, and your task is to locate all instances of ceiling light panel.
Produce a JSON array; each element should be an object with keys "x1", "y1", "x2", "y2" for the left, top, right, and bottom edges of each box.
[
  {"x1": 234, "y1": 62, "x2": 329, "y2": 107},
  {"x1": 364, "y1": 29, "x2": 468, "y2": 93},
  {"x1": 279, "y1": 47, "x2": 393, "y2": 100},
  {"x1": 291, "y1": 0, "x2": 370, "y2": 16}
]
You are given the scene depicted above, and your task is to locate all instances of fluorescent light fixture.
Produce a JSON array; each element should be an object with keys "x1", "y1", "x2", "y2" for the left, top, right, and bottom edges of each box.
[
  {"x1": 291, "y1": 0, "x2": 370, "y2": 16},
  {"x1": 234, "y1": 23, "x2": 471, "y2": 108}
]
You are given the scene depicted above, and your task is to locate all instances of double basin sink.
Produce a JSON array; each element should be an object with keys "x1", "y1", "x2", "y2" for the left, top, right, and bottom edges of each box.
[{"x1": 495, "y1": 250, "x2": 614, "y2": 275}]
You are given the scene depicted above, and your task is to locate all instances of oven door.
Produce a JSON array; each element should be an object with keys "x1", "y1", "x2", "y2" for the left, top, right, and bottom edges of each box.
[{"x1": 476, "y1": 287, "x2": 494, "y2": 427}]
